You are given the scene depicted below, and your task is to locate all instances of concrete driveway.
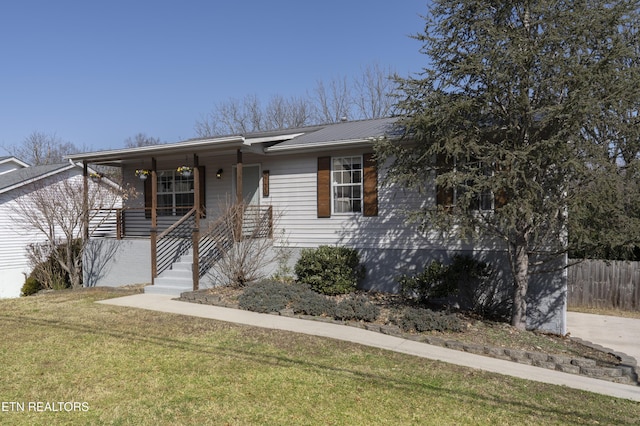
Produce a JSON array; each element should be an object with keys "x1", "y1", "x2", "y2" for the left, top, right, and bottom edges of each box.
[{"x1": 567, "y1": 312, "x2": 640, "y2": 363}]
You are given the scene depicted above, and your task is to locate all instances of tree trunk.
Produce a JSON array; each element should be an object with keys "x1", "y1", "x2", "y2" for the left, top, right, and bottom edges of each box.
[{"x1": 511, "y1": 237, "x2": 529, "y2": 330}]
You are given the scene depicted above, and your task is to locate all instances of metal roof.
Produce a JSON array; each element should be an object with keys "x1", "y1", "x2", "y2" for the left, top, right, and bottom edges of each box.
[
  {"x1": 265, "y1": 117, "x2": 401, "y2": 153},
  {"x1": 66, "y1": 117, "x2": 404, "y2": 164}
]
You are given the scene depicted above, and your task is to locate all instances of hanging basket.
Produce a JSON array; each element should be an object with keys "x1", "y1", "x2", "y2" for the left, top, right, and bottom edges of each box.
[
  {"x1": 177, "y1": 165, "x2": 193, "y2": 177},
  {"x1": 135, "y1": 169, "x2": 150, "y2": 180}
]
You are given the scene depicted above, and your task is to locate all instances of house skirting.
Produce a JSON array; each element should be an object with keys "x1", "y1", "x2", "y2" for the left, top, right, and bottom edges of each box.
[
  {"x1": 354, "y1": 247, "x2": 566, "y2": 335},
  {"x1": 83, "y1": 239, "x2": 152, "y2": 287},
  {"x1": 84, "y1": 241, "x2": 566, "y2": 334}
]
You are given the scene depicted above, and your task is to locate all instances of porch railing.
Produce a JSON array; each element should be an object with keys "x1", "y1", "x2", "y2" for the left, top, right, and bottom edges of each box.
[
  {"x1": 197, "y1": 204, "x2": 273, "y2": 278},
  {"x1": 88, "y1": 208, "x2": 190, "y2": 238},
  {"x1": 242, "y1": 205, "x2": 274, "y2": 239},
  {"x1": 89, "y1": 204, "x2": 274, "y2": 289},
  {"x1": 197, "y1": 214, "x2": 235, "y2": 278},
  {"x1": 155, "y1": 208, "x2": 196, "y2": 276}
]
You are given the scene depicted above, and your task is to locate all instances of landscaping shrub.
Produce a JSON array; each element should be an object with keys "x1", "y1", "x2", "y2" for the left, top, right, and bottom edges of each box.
[
  {"x1": 20, "y1": 274, "x2": 42, "y2": 297},
  {"x1": 238, "y1": 280, "x2": 338, "y2": 316},
  {"x1": 289, "y1": 289, "x2": 337, "y2": 317},
  {"x1": 398, "y1": 255, "x2": 510, "y2": 321},
  {"x1": 24, "y1": 242, "x2": 73, "y2": 292},
  {"x1": 450, "y1": 255, "x2": 511, "y2": 321},
  {"x1": 238, "y1": 280, "x2": 295, "y2": 313},
  {"x1": 294, "y1": 246, "x2": 365, "y2": 295},
  {"x1": 394, "y1": 307, "x2": 463, "y2": 333},
  {"x1": 237, "y1": 280, "x2": 380, "y2": 322},
  {"x1": 398, "y1": 260, "x2": 449, "y2": 303},
  {"x1": 334, "y1": 294, "x2": 380, "y2": 322}
]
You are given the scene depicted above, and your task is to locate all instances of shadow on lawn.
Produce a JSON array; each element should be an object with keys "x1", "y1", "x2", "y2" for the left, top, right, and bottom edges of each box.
[{"x1": 0, "y1": 309, "x2": 633, "y2": 425}]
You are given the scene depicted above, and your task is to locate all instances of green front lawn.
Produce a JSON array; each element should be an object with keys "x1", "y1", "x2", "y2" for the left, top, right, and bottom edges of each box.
[{"x1": 0, "y1": 289, "x2": 638, "y2": 425}]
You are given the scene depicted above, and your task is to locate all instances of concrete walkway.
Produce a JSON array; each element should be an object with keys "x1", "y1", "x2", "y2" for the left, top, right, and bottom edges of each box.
[
  {"x1": 567, "y1": 312, "x2": 640, "y2": 364},
  {"x1": 98, "y1": 293, "x2": 640, "y2": 402}
]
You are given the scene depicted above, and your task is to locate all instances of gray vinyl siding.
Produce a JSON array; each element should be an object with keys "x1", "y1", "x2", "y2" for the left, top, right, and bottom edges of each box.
[
  {"x1": 262, "y1": 151, "x2": 438, "y2": 251},
  {"x1": 122, "y1": 151, "x2": 502, "y2": 252}
]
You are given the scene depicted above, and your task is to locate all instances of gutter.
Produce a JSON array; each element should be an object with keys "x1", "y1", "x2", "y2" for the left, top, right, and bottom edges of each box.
[
  {"x1": 263, "y1": 136, "x2": 390, "y2": 155},
  {"x1": 65, "y1": 135, "x2": 246, "y2": 164}
]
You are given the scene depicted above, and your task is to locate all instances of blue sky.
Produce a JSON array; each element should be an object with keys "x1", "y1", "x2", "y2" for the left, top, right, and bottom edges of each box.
[{"x1": 0, "y1": 1, "x2": 427, "y2": 152}]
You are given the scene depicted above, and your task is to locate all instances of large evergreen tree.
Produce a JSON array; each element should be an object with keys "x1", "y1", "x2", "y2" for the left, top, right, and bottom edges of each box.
[{"x1": 377, "y1": 1, "x2": 640, "y2": 329}]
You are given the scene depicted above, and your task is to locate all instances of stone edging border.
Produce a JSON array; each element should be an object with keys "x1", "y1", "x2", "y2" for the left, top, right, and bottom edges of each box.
[{"x1": 178, "y1": 291, "x2": 639, "y2": 386}]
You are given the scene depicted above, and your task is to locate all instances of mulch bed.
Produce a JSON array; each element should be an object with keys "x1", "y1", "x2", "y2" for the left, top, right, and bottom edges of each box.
[{"x1": 185, "y1": 285, "x2": 622, "y2": 368}]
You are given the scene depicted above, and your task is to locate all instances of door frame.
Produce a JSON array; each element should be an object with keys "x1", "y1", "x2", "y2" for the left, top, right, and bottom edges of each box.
[{"x1": 232, "y1": 163, "x2": 261, "y2": 205}]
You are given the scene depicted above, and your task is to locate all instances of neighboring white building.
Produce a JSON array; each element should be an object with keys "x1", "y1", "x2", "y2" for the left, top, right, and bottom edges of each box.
[
  {"x1": 0, "y1": 158, "x2": 120, "y2": 298},
  {"x1": 0, "y1": 160, "x2": 83, "y2": 298},
  {"x1": 68, "y1": 118, "x2": 568, "y2": 334}
]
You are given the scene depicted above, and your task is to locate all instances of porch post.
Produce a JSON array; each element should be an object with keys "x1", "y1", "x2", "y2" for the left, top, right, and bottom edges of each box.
[
  {"x1": 150, "y1": 157, "x2": 158, "y2": 285},
  {"x1": 235, "y1": 149, "x2": 243, "y2": 241},
  {"x1": 236, "y1": 149, "x2": 243, "y2": 204},
  {"x1": 192, "y1": 154, "x2": 200, "y2": 291},
  {"x1": 82, "y1": 161, "x2": 89, "y2": 241}
]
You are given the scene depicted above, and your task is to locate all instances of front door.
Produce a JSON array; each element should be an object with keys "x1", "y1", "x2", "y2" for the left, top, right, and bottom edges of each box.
[{"x1": 234, "y1": 164, "x2": 260, "y2": 205}]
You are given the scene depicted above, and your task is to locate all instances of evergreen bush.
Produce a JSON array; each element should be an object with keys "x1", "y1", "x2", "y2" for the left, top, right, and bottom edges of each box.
[
  {"x1": 398, "y1": 260, "x2": 448, "y2": 303},
  {"x1": 394, "y1": 307, "x2": 462, "y2": 333},
  {"x1": 334, "y1": 294, "x2": 380, "y2": 322},
  {"x1": 290, "y1": 289, "x2": 337, "y2": 317},
  {"x1": 294, "y1": 246, "x2": 365, "y2": 295},
  {"x1": 238, "y1": 280, "x2": 294, "y2": 313},
  {"x1": 20, "y1": 274, "x2": 42, "y2": 297}
]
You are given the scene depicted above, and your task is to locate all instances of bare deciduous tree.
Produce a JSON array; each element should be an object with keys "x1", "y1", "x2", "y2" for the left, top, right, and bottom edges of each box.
[
  {"x1": 314, "y1": 75, "x2": 352, "y2": 123},
  {"x1": 353, "y1": 63, "x2": 396, "y2": 119},
  {"x1": 205, "y1": 200, "x2": 283, "y2": 287},
  {"x1": 5, "y1": 132, "x2": 79, "y2": 165},
  {"x1": 12, "y1": 171, "x2": 134, "y2": 289},
  {"x1": 194, "y1": 63, "x2": 398, "y2": 137},
  {"x1": 124, "y1": 133, "x2": 162, "y2": 148}
]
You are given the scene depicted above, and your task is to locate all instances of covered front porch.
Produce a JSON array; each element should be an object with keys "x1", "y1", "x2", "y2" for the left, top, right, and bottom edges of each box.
[{"x1": 71, "y1": 135, "x2": 280, "y2": 293}]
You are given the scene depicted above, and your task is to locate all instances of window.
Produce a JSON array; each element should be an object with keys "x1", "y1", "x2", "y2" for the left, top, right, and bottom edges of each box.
[
  {"x1": 317, "y1": 154, "x2": 377, "y2": 218},
  {"x1": 460, "y1": 161, "x2": 495, "y2": 211},
  {"x1": 436, "y1": 157, "x2": 498, "y2": 211},
  {"x1": 157, "y1": 170, "x2": 194, "y2": 216},
  {"x1": 332, "y1": 156, "x2": 363, "y2": 214}
]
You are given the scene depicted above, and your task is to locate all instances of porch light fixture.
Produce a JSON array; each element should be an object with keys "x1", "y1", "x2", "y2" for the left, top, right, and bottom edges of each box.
[
  {"x1": 135, "y1": 169, "x2": 150, "y2": 180},
  {"x1": 216, "y1": 168, "x2": 223, "y2": 179},
  {"x1": 177, "y1": 165, "x2": 192, "y2": 177}
]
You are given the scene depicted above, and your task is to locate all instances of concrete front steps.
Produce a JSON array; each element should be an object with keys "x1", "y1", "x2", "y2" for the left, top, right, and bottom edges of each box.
[{"x1": 145, "y1": 254, "x2": 195, "y2": 296}]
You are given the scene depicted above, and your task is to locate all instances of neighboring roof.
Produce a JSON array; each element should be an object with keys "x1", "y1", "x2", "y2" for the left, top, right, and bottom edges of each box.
[
  {"x1": 0, "y1": 156, "x2": 30, "y2": 168},
  {"x1": 66, "y1": 117, "x2": 404, "y2": 164},
  {"x1": 0, "y1": 163, "x2": 76, "y2": 194}
]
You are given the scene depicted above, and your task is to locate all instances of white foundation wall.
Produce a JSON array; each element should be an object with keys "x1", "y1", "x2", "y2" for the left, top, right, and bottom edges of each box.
[
  {"x1": 83, "y1": 239, "x2": 151, "y2": 287},
  {"x1": 0, "y1": 268, "x2": 27, "y2": 298}
]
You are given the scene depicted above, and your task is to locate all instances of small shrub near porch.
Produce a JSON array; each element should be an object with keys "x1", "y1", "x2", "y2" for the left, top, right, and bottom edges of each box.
[{"x1": 294, "y1": 245, "x2": 365, "y2": 295}]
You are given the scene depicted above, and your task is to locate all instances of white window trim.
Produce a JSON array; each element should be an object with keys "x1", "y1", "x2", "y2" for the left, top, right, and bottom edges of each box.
[
  {"x1": 331, "y1": 155, "x2": 364, "y2": 215},
  {"x1": 451, "y1": 160, "x2": 495, "y2": 212},
  {"x1": 157, "y1": 169, "x2": 194, "y2": 215}
]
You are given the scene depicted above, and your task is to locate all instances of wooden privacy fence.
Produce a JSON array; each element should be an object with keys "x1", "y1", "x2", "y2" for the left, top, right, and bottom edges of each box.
[{"x1": 567, "y1": 259, "x2": 640, "y2": 311}]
